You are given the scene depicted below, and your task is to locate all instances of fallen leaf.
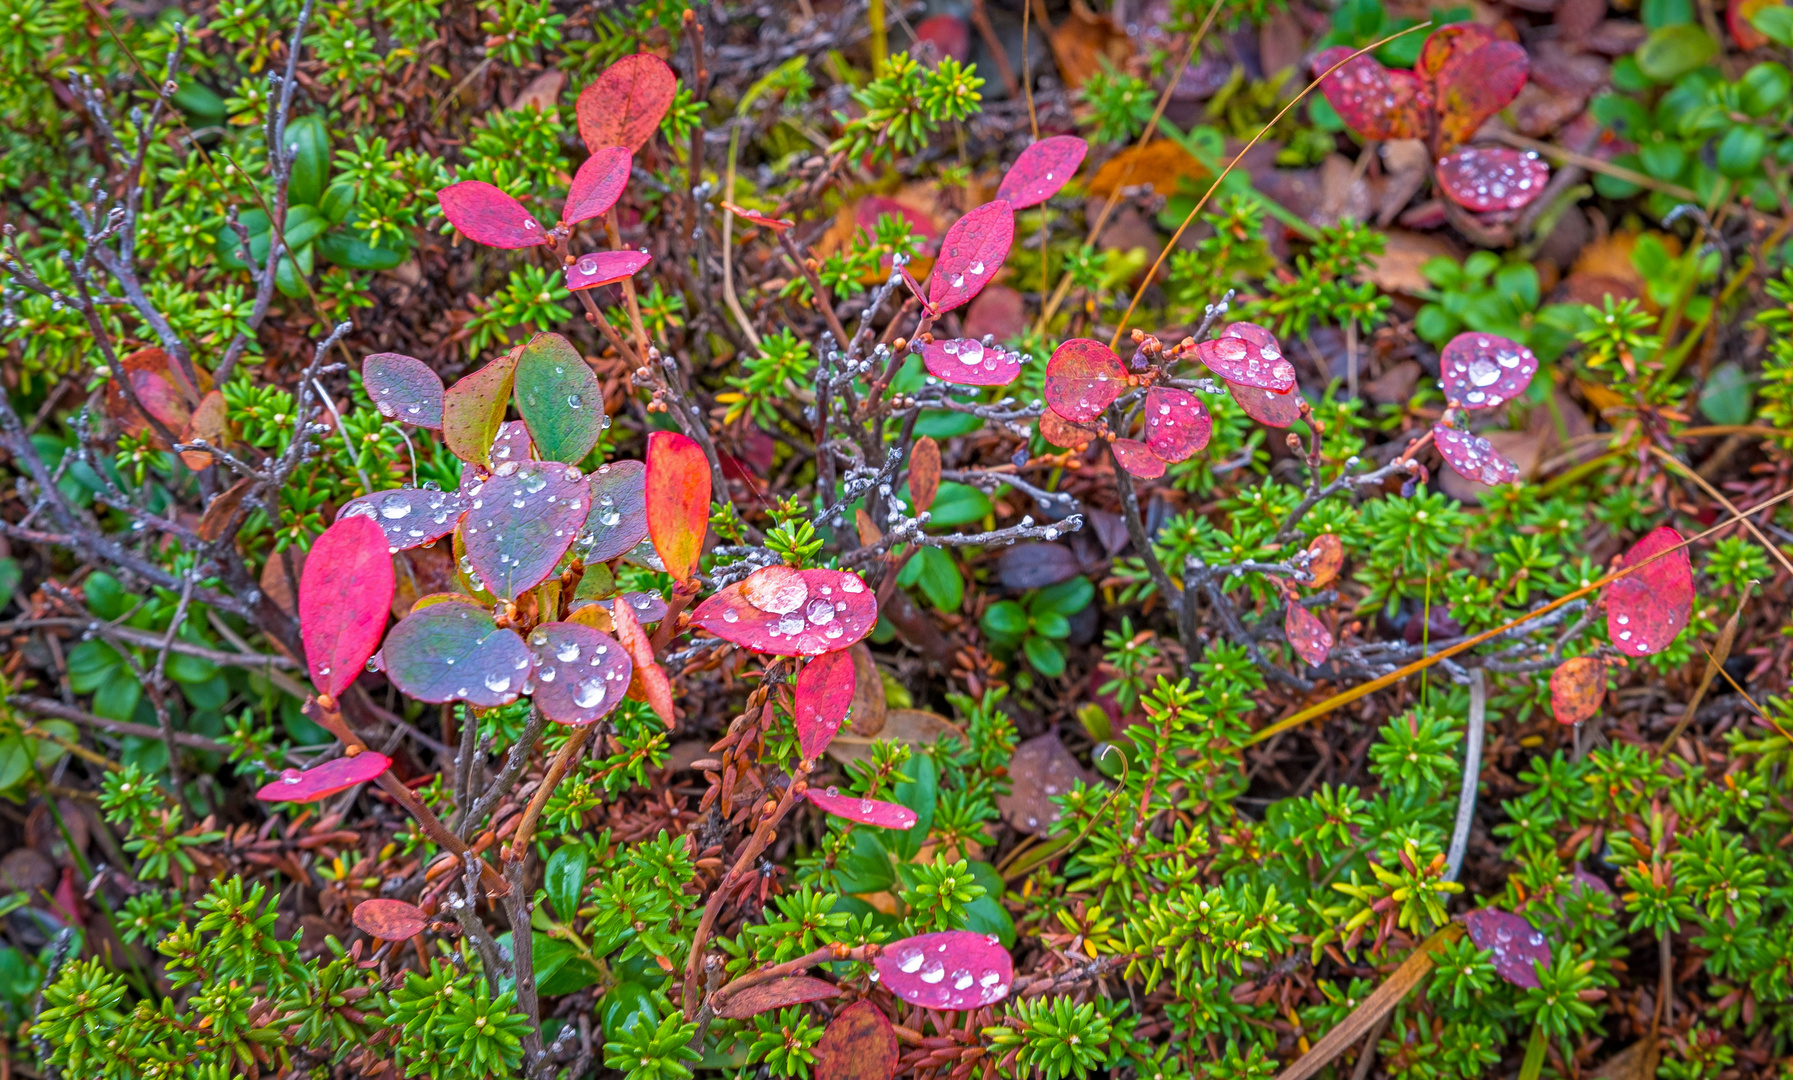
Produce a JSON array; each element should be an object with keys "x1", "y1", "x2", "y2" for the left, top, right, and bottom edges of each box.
[
  {"x1": 1046, "y1": 0, "x2": 1133, "y2": 90},
  {"x1": 1550, "y1": 656, "x2": 1606, "y2": 725},
  {"x1": 848, "y1": 643, "x2": 887, "y2": 736},
  {"x1": 1086, "y1": 140, "x2": 1208, "y2": 199},
  {"x1": 826, "y1": 708, "x2": 966, "y2": 767},
  {"x1": 996, "y1": 733, "x2": 1093, "y2": 836},
  {"x1": 509, "y1": 68, "x2": 566, "y2": 112},
  {"x1": 814, "y1": 1001, "x2": 898, "y2": 1080},
  {"x1": 196, "y1": 476, "x2": 255, "y2": 543},
  {"x1": 714, "y1": 975, "x2": 840, "y2": 1019}
]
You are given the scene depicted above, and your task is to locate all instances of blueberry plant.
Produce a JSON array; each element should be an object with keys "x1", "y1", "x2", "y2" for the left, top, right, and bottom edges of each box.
[{"x1": 3, "y1": 0, "x2": 1793, "y2": 1079}]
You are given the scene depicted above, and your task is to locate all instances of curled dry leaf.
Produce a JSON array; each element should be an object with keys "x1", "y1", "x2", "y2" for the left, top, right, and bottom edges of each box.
[
  {"x1": 918, "y1": 337, "x2": 1024, "y2": 386},
  {"x1": 527, "y1": 621, "x2": 633, "y2": 725},
  {"x1": 795, "y1": 649, "x2": 856, "y2": 759},
  {"x1": 1111, "y1": 438, "x2": 1166, "y2": 478},
  {"x1": 1195, "y1": 322, "x2": 1297, "y2": 392},
  {"x1": 197, "y1": 476, "x2": 255, "y2": 543},
  {"x1": 1606, "y1": 526, "x2": 1694, "y2": 657},
  {"x1": 580, "y1": 459, "x2": 649, "y2": 562},
  {"x1": 563, "y1": 146, "x2": 632, "y2": 226},
  {"x1": 928, "y1": 200, "x2": 1015, "y2": 314},
  {"x1": 645, "y1": 431, "x2": 711, "y2": 582},
  {"x1": 1550, "y1": 656, "x2": 1606, "y2": 725},
  {"x1": 1439, "y1": 331, "x2": 1539, "y2": 409},
  {"x1": 611, "y1": 595, "x2": 673, "y2": 727},
  {"x1": 338, "y1": 487, "x2": 467, "y2": 552},
  {"x1": 806, "y1": 786, "x2": 917, "y2": 828},
  {"x1": 437, "y1": 181, "x2": 547, "y2": 248},
  {"x1": 814, "y1": 1000, "x2": 898, "y2": 1080},
  {"x1": 352, "y1": 898, "x2": 428, "y2": 941},
  {"x1": 513, "y1": 333, "x2": 604, "y2": 465},
  {"x1": 714, "y1": 976, "x2": 840, "y2": 1020},
  {"x1": 576, "y1": 53, "x2": 678, "y2": 153},
  {"x1": 1044, "y1": 338, "x2": 1125, "y2": 423},
  {"x1": 1463, "y1": 907, "x2": 1551, "y2": 988},
  {"x1": 693, "y1": 567, "x2": 877, "y2": 657},
  {"x1": 256, "y1": 752, "x2": 391, "y2": 803},
  {"x1": 1306, "y1": 533, "x2": 1344, "y2": 588},
  {"x1": 462, "y1": 463, "x2": 588, "y2": 600},
  {"x1": 1228, "y1": 380, "x2": 1302, "y2": 427},
  {"x1": 1142, "y1": 386, "x2": 1211, "y2": 462},
  {"x1": 363, "y1": 353, "x2": 445, "y2": 429},
  {"x1": 376, "y1": 597, "x2": 532, "y2": 706},
  {"x1": 848, "y1": 643, "x2": 887, "y2": 735},
  {"x1": 566, "y1": 250, "x2": 652, "y2": 290},
  {"x1": 442, "y1": 346, "x2": 521, "y2": 467},
  {"x1": 1434, "y1": 425, "x2": 1521, "y2": 486},
  {"x1": 1285, "y1": 603, "x2": 1334, "y2": 668},
  {"x1": 1437, "y1": 148, "x2": 1550, "y2": 213},
  {"x1": 1313, "y1": 47, "x2": 1432, "y2": 140},
  {"x1": 909, "y1": 436, "x2": 941, "y2": 515},
  {"x1": 300, "y1": 515, "x2": 396, "y2": 698},
  {"x1": 873, "y1": 931, "x2": 1013, "y2": 1010},
  {"x1": 995, "y1": 135, "x2": 1089, "y2": 209},
  {"x1": 178, "y1": 390, "x2": 228, "y2": 470}
]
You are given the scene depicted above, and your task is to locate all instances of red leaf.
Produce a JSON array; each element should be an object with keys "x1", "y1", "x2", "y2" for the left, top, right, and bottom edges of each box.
[
  {"x1": 577, "y1": 53, "x2": 678, "y2": 153},
  {"x1": 580, "y1": 459, "x2": 649, "y2": 562},
  {"x1": 795, "y1": 650, "x2": 856, "y2": 759},
  {"x1": 1422, "y1": 26, "x2": 1529, "y2": 154},
  {"x1": 300, "y1": 515, "x2": 395, "y2": 698},
  {"x1": 375, "y1": 599, "x2": 532, "y2": 705},
  {"x1": 927, "y1": 200, "x2": 1014, "y2": 314},
  {"x1": 1142, "y1": 387, "x2": 1211, "y2": 462},
  {"x1": 611, "y1": 593, "x2": 674, "y2": 727},
  {"x1": 721, "y1": 201, "x2": 794, "y2": 231},
  {"x1": 563, "y1": 146, "x2": 633, "y2": 226},
  {"x1": 1227, "y1": 380, "x2": 1301, "y2": 428},
  {"x1": 1549, "y1": 657, "x2": 1606, "y2": 725},
  {"x1": 807, "y1": 786, "x2": 917, "y2": 829},
  {"x1": 856, "y1": 196, "x2": 942, "y2": 251},
  {"x1": 996, "y1": 136, "x2": 1089, "y2": 209},
  {"x1": 106, "y1": 346, "x2": 193, "y2": 440},
  {"x1": 256, "y1": 752, "x2": 391, "y2": 803},
  {"x1": 715, "y1": 976, "x2": 840, "y2": 1020},
  {"x1": 443, "y1": 346, "x2": 521, "y2": 467},
  {"x1": 873, "y1": 931, "x2": 1012, "y2": 1010},
  {"x1": 566, "y1": 250, "x2": 652, "y2": 291},
  {"x1": 353, "y1": 898, "x2": 428, "y2": 940},
  {"x1": 1312, "y1": 47, "x2": 1432, "y2": 141},
  {"x1": 337, "y1": 487, "x2": 467, "y2": 552},
  {"x1": 1606, "y1": 526, "x2": 1694, "y2": 657},
  {"x1": 1285, "y1": 604, "x2": 1333, "y2": 668},
  {"x1": 1044, "y1": 338, "x2": 1125, "y2": 423},
  {"x1": 437, "y1": 181, "x2": 548, "y2": 248},
  {"x1": 815, "y1": 1002, "x2": 898, "y2": 1080},
  {"x1": 1306, "y1": 533, "x2": 1344, "y2": 589},
  {"x1": 1434, "y1": 425, "x2": 1520, "y2": 486},
  {"x1": 919, "y1": 337, "x2": 1023, "y2": 386},
  {"x1": 527, "y1": 621, "x2": 633, "y2": 725},
  {"x1": 1195, "y1": 322, "x2": 1296, "y2": 392},
  {"x1": 1438, "y1": 331, "x2": 1539, "y2": 409},
  {"x1": 1111, "y1": 438, "x2": 1165, "y2": 478},
  {"x1": 1436, "y1": 148, "x2": 1549, "y2": 213},
  {"x1": 1038, "y1": 410, "x2": 1097, "y2": 449},
  {"x1": 462, "y1": 463, "x2": 589, "y2": 600},
  {"x1": 914, "y1": 13, "x2": 971, "y2": 62},
  {"x1": 363, "y1": 353, "x2": 445, "y2": 429},
  {"x1": 645, "y1": 431, "x2": 711, "y2": 581},
  {"x1": 1464, "y1": 908, "x2": 1550, "y2": 988},
  {"x1": 692, "y1": 567, "x2": 877, "y2": 657}
]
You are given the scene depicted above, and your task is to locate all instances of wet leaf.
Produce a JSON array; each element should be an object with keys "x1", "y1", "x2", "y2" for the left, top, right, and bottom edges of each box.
[
  {"x1": 1038, "y1": 410, "x2": 1098, "y2": 449},
  {"x1": 1195, "y1": 322, "x2": 1296, "y2": 392},
  {"x1": 997, "y1": 543, "x2": 1083, "y2": 590},
  {"x1": 1306, "y1": 533, "x2": 1345, "y2": 588},
  {"x1": 338, "y1": 487, "x2": 468, "y2": 553},
  {"x1": 909, "y1": 436, "x2": 941, "y2": 515},
  {"x1": 996, "y1": 136, "x2": 1090, "y2": 209},
  {"x1": 611, "y1": 594, "x2": 673, "y2": 726},
  {"x1": 1111, "y1": 438, "x2": 1165, "y2": 478},
  {"x1": 1141, "y1": 387, "x2": 1211, "y2": 463},
  {"x1": 1463, "y1": 908, "x2": 1550, "y2": 988},
  {"x1": 715, "y1": 976, "x2": 839, "y2": 1020},
  {"x1": 1435, "y1": 425, "x2": 1520, "y2": 486},
  {"x1": 563, "y1": 146, "x2": 633, "y2": 225},
  {"x1": 352, "y1": 898, "x2": 428, "y2": 940},
  {"x1": 1550, "y1": 657, "x2": 1606, "y2": 725},
  {"x1": 795, "y1": 649, "x2": 856, "y2": 759},
  {"x1": 608, "y1": 591, "x2": 667, "y2": 623},
  {"x1": 437, "y1": 181, "x2": 548, "y2": 248},
  {"x1": 300, "y1": 515, "x2": 395, "y2": 698},
  {"x1": 376, "y1": 597, "x2": 532, "y2": 705},
  {"x1": 721, "y1": 201, "x2": 794, "y2": 230},
  {"x1": 1312, "y1": 47, "x2": 1432, "y2": 141},
  {"x1": 807, "y1": 786, "x2": 917, "y2": 828},
  {"x1": 255, "y1": 751, "x2": 391, "y2": 803},
  {"x1": 1286, "y1": 604, "x2": 1333, "y2": 668},
  {"x1": 488, "y1": 419, "x2": 535, "y2": 468},
  {"x1": 693, "y1": 567, "x2": 877, "y2": 657},
  {"x1": 918, "y1": 337, "x2": 1024, "y2": 386},
  {"x1": 1439, "y1": 332, "x2": 1540, "y2": 409},
  {"x1": 927, "y1": 200, "x2": 1015, "y2": 315},
  {"x1": 565, "y1": 250, "x2": 653, "y2": 291},
  {"x1": 442, "y1": 345, "x2": 521, "y2": 467},
  {"x1": 363, "y1": 352, "x2": 445, "y2": 429},
  {"x1": 1422, "y1": 25, "x2": 1530, "y2": 153},
  {"x1": 1436, "y1": 148, "x2": 1550, "y2": 213},
  {"x1": 1044, "y1": 338, "x2": 1126, "y2": 423},
  {"x1": 645, "y1": 431, "x2": 711, "y2": 581},
  {"x1": 463, "y1": 463, "x2": 588, "y2": 600},
  {"x1": 526, "y1": 621, "x2": 633, "y2": 725},
  {"x1": 873, "y1": 931, "x2": 1012, "y2": 1010},
  {"x1": 1605, "y1": 526, "x2": 1694, "y2": 657},
  {"x1": 996, "y1": 733, "x2": 1092, "y2": 837},
  {"x1": 576, "y1": 53, "x2": 678, "y2": 153},
  {"x1": 513, "y1": 332, "x2": 604, "y2": 465},
  {"x1": 815, "y1": 1001, "x2": 898, "y2": 1080},
  {"x1": 580, "y1": 459, "x2": 649, "y2": 562}
]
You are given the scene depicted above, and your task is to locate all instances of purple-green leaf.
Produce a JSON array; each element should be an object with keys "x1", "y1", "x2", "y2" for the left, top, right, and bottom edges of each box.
[
  {"x1": 513, "y1": 332, "x2": 605, "y2": 465},
  {"x1": 462, "y1": 462, "x2": 589, "y2": 600},
  {"x1": 375, "y1": 598, "x2": 532, "y2": 706}
]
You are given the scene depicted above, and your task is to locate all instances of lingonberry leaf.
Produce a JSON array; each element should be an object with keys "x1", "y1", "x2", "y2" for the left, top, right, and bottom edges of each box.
[
  {"x1": 462, "y1": 462, "x2": 588, "y2": 600},
  {"x1": 1195, "y1": 322, "x2": 1296, "y2": 392},
  {"x1": 1550, "y1": 657, "x2": 1606, "y2": 725},
  {"x1": 645, "y1": 431, "x2": 711, "y2": 581},
  {"x1": 721, "y1": 201, "x2": 795, "y2": 231},
  {"x1": 607, "y1": 591, "x2": 667, "y2": 624},
  {"x1": 715, "y1": 977, "x2": 840, "y2": 1020},
  {"x1": 1044, "y1": 338, "x2": 1126, "y2": 423},
  {"x1": 1112, "y1": 438, "x2": 1166, "y2": 478},
  {"x1": 1306, "y1": 533, "x2": 1344, "y2": 589},
  {"x1": 363, "y1": 353, "x2": 445, "y2": 429},
  {"x1": 1606, "y1": 526, "x2": 1694, "y2": 657},
  {"x1": 375, "y1": 598, "x2": 532, "y2": 705},
  {"x1": 1227, "y1": 381, "x2": 1302, "y2": 428},
  {"x1": 437, "y1": 181, "x2": 548, "y2": 248},
  {"x1": 566, "y1": 250, "x2": 653, "y2": 291},
  {"x1": 563, "y1": 146, "x2": 632, "y2": 226},
  {"x1": 1142, "y1": 387, "x2": 1211, "y2": 462},
  {"x1": 579, "y1": 459, "x2": 649, "y2": 562},
  {"x1": 610, "y1": 593, "x2": 673, "y2": 726},
  {"x1": 995, "y1": 135, "x2": 1089, "y2": 209},
  {"x1": 337, "y1": 487, "x2": 468, "y2": 552},
  {"x1": 1286, "y1": 603, "x2": 1333, "y2": 668},
  {"x1": 918, "y1": 337, "x2": 1024, "y2": 386},
  {"x1": 1434, "y1": 425, "x2": 1521, "y2": 486},
  {"x1": 927, "y1": 200, "x2": 1015, "y2": 315},
  {"x1": 873, "y1": 931, "x2": 1012, "y2": 1010},
  {"x1": 1038, "y1": 410, "x2": 1098, "y2": 449},
  {"x1": 513, "y1": 332, "x2": 604, "y2": 465},
  {"x1": 1436, "y1": 147, "x2": 1549, "y2": 213},
  {"x1": 525, "y1": 621, "x2": 633, "y2": 725},
  {"x1": 1312, "y1": 46, "x2": 1432, "y2": 141},
  {"x1": 576, "y1": 53, "x2": 678, "y2": 153},
  {"x1": 692, "y1": 567, "x2": 877, "y2": 656},
  {"x1": 807, "y1": 785, "x2": 917, "y2": 828},
  {"x1": 1439, "y1": 332, "x2": 1539, "y2": 409},
  {"x1": 300, "y1": 515, "x2": 395, "y2": 698},
  {"x1": 795, "y1": 649, "x2": 856, "y2": 759},
  {"x1": 256, "y1": 752, "x2": 392, "y2": 803},
  {"x1": 442, "y1": 345, "x2": 521, "y2": 467},
  {"x1": 1463, "y1": 908, "x2": 1551, "y2": 989},
  {"x1": 1422, "y1": 25, "x2": 1530, "y2": 154},
  {"x1": 352, "y1": 898, "x2": 428, "y2": 940},
  {"x1": 909, "y1": 436, "x2": 941, "y2": 515},
  {"x1": 815, "y1": 1002, "x2": 898, "y2": 1080}
]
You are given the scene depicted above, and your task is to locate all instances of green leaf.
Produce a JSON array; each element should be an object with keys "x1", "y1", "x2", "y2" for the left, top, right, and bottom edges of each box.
[
  {"x1": 83, "y1": 572, "x2": 130, "y2": 621},
  {"x1": 317, "y1": 229, "x2": 408, "y2": 271},
  {"x1": 913, "y1": 411, "x2": 983, "y2": 439},
  {"x1": 320, "y1": 181, "x2": 358, "y2": 225},
  {"x1": 0, "y1": 557, "x2": 19, "y2": 612},
  {"x1": 179, "y1": 675, "x2": 230, "y2": 711},
  {"x1": 514, "y1": 333, "x2": 605, "y2": 464},
  {"x1": 1635, "y1": 25, "x2": 1717, "y2": 82},
  {"x1": 65, "y1": 640, "x2": 123, "y2": 693},
  {"x1": 899, "y1": 546, "x2": 963, "y2": 612},
  {"x1": 1753, "y1": 4, "x2": 1793, "y2": 44},
  {"x1": 1717, "y1": 126, "x2": 1768, "y2": 178},
  {"x1": 1023, "y1": 635, "x2": 1066, "y2": 678},
  {"x1": 93, "y1": 674, "x2": 143, "y2": 723},
  {"x1": 545, "y1": 845, "x2": 591, "y2": 923},
  {"x1": 1032, "y1": 576, "x2": 1094, "y2": 617},
  {"x1": 1740, "y1": 63, "x2": 1792, "y2": 116},
  {"x1": 924, "y1": 481, "x2": 992, "y2": 526},
  {"x1": 1030, "y1": 611, "x2": 1070, "y2": 639},
  {"x1": 172, "y1": 81, "x2": 225, "y2": 126},
  {"x1": 285, "y1": 113, "x2": 332, "y2": 208},
  {"x1": 962, "y1": 862, "x2": 1016, "y2": 947},
  {"x1": 834, "y1": 829, "x2": 897, "y2": 894},
  {"x1": 30, "y1": 721, "x2": 76, "y2": 768},
  {"x1": 1699, "y1": 362, "x2": 1755, "y2": 426},
  {"x1": 980, "y1": 600, "x2": 1030, "y2": 642},
  {"x1": 0, "y1": 738, "x2": 30, "y2": 792},
  {"x1": 892, "y1": 751, "x2": 937, "y2": 861}
]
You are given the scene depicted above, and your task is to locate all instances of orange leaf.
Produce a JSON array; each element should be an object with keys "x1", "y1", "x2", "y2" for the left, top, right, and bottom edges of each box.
[
  {"x1": 613, "y1": 593, "x2": 674, "y2": 727},
  {"x1": 910, "y1": 436, "x2": 941, "y2": 514},
  {"x1": 645, "y1": 431, "x2": 710, "y2": 581}
]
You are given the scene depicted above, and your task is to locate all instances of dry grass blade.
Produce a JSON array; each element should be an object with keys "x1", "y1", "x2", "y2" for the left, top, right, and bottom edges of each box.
[
  {"x1": 1657, "y1": 584, "x2": 1750, "y2": 755},
  {"x1": 1274, "y1": 925, "x2": 1462, "y2": 1080},
  {"x1": 1649, "y1": 446, "x2": 1793, "y2": 578}
]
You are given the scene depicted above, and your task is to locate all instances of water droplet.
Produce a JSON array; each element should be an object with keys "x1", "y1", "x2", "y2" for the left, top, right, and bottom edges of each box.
[
  {"x1": 484, "y1": 673, "x2": 511, "y2": 694},
  {"x1": 280, "y1": 768, "x2": 302, "y2": 784},
  {"x1": 557, "y1": 641, "x2": 581, "y2": 663},
  {"x1": 897, "y1": 948, "x2": 925, "y2": 974},
  {"x1": 575, "y1": 680, "x2": 605, "y2": 709},
  {"x1": 919, "y1": 959, "x2": 946, "y2": 984},
  {"x1": 380, "y1": 493, "x2": 412, "y2": 519},
  {"x1": 540, "y1": 666, "x2": 556, "y2": 683}
]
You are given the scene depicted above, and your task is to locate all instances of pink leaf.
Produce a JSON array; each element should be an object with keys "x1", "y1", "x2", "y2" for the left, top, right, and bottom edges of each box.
[
  {"x1": 795, "y1": 649, "x2": 856, "y2": 759},
  {"x1": 1605, "y1": 526, "x2": 1693, "y2": 657},
  {"x1": 1227, "y1": 380, "x2": 1301, "y2": 428},
  {"x1": 577, "y1": 53, "x2": 678, "y2": 153},
  {"x1": 610, "y1": 594, "x2": 674, "y2": 727},
  {"x1": 580, "y1": 459, "x2": 649, "y2": 562},
  {"x1": 1312, "y1": 47, "x2": 1432, "y2": 141},
  {"x1": 1463, "y1": 908, "x2": 1550, "y2": 989},
  {"x1": 566, "y1": 250, "x2": 652, "y2": 291},
  {"x1": 721, "y1": 201, "x2": 794, "y2": 231},
  {"x1": 1044, "y1": 339, "x2": 1125, "y2": 423},
  {"x1": 1194, "y1": 322, "x2": 1296, "y2": 392},
  {"x1": 353, "y1": 898, "x2": 428, "y2": 940},
  {"x1": 527, "y1": 621, "x2": 633, "y2": 725},
  {"x1": 1285, "y1": 604, "x2": 1333, "y2": 668},
  {"x1": 919, "y1": 338, "x2": 1023, "y2": 387},
  {"x1": 300, "y1": 515, "x2": 395, "y2": 698},
  {"x1": 1438, "y1": 332, "x2": 1539, "y2": 409},
  {"x1": 336, "y1": 488, "x2": 467, "y2": 553},
  {"x1": 363, "y1": 353, "x2": 445, "y2": 429},
  {"x1": 462, "y1": 463, "x2": 588, "y2": 600},
  {"x1": 256, "y1": 752, "x2": 391, "y2": 803},
  {"x1": 807, "y1": 785, "x2": 917, "y2": 829},
  {"x1": 873, "y1": 931, "x2": 1012, "y2": 1010},
  {"x1": 563, "y1": 147, "x2": 633, "y2": 226},
  {"x1": 927, "y1": 200, "x2": 1014, "y2": 315},
  {"x1": 1434, "y1": 425, "x2": 1520, "y2": 486},
  {"x1": 1436, "y1": 147, "x2": 1550, "y2": 213},
  {"x1": 646, "y1": 431, "x2": 711, "y2": 582},
  {"x1": 914, "y1": 13, "x2": 971, "y2": 62},
  {"x1": 692, "y1": 567, "x2": 876, "y2": 657},
  {"x1": 375, "y1": 599, "x2": 532, "y2": 706},
  {"x1": 995, "y1": 136, "x2": 1089, "y2": 209},
  {"x1": 1111, "y1": 438, "x2": 1165, "y2": 478},
  {"x1": 1142, "y1": 387, "x2": 1211, "y2": 462},
  {"x1": 437, "y1": 181, "x2": 548, "y2": 248}
]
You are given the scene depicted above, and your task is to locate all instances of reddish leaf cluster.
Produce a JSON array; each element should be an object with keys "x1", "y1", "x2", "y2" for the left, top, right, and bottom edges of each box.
[{"x1": 1424, "y1": 331, "x2": 1540, "y2": 488}]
